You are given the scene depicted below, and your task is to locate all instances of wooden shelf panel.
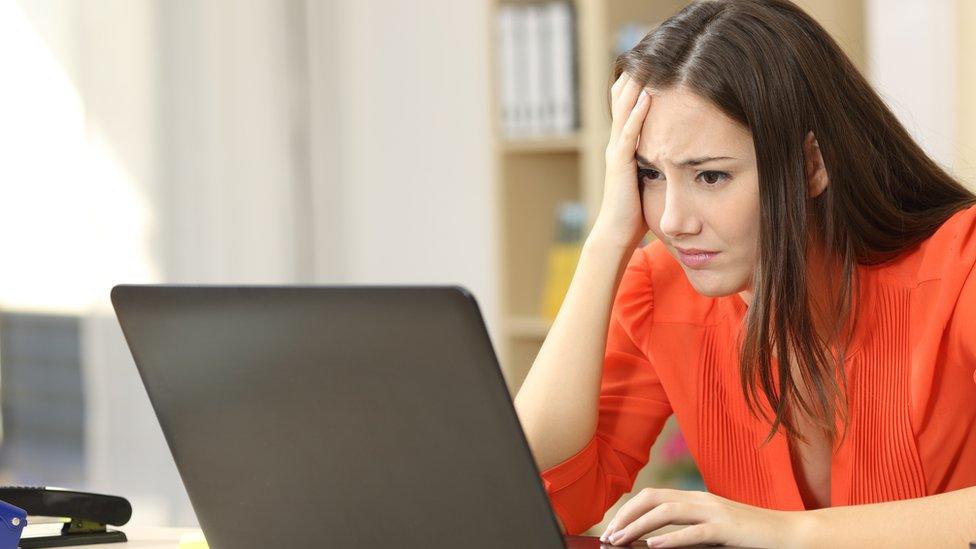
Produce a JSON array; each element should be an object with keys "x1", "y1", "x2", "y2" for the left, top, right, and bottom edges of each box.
[
  {"x1": 499, "y1": 134, "x2": 582, "y2": 154},
  {"x1": 498, "y1": 338, "x2": 545, "y2": 395},
  {"x1": 505, "y1": 315, "x2": 552, "y2": 338},
  {"x1": 500, "y1": 152, "x2": 581, "y2": 318}
]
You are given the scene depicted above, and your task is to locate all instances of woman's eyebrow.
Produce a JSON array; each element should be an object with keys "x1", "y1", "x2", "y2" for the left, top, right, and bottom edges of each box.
[{"x1": 635, "y1": 153, "x2": 738, "y2": 168}]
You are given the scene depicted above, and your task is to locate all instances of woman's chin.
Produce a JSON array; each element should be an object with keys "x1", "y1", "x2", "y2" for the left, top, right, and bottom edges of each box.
[{"x1": 685, "y1": 271, "x2": 741, "y2": 298}]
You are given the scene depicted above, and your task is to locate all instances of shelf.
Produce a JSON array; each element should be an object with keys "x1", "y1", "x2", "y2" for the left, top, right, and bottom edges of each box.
[
  {"x1": 505, "y1": 315, "x2": 552, "y2": 339},
  {"x1": 499, "y1": 133, "x2": 581, "y2": 154}
]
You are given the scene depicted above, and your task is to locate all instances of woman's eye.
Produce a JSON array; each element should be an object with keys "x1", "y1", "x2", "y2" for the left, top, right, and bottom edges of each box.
[
  {"x1": 697, "y1": 171, "x2": 729, "y2": 186},
  {"x1": 638, "y1": 168, "x2": 661, "y2": 183},
  {"x1": 638, "y1": 168, "x2": 729, "y2": 186}
]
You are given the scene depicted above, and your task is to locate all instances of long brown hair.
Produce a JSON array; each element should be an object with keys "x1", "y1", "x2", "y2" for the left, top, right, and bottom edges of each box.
[{"x1": 612, "y1": 0, "x2": 976, "y2": 447}]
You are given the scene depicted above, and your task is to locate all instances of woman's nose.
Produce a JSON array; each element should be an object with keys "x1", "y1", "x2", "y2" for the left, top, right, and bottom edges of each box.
[{"x1": 658, "y1": 185, "x2": 701, "y2": 239}]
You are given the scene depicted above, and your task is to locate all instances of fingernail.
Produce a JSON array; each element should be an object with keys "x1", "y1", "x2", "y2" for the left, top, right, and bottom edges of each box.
[
  {"x1": 646, "y1": 536, "x2": 665, "y2": 547},
  {"x1": 600, "y1": 524, "x2": 614, "y2": 543},
  {"x1": 636, "y1": 90, "x2": 647, "y2": 105},
  {"x1": 610, "y1": 530, "x2": 624, "y2": 544}
]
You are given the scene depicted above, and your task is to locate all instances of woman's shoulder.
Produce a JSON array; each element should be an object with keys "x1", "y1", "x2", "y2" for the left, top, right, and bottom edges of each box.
[
  {"x1": 615, "y1": 239, "x2": 721, "y2": 329},
  {"x1": 870, "y1": 203, "x2": 976, "y2": 287}
]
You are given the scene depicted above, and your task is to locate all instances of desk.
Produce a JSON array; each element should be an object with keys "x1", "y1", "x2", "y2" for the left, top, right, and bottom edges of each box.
[
  {"x1": 27, "y1": 527, "x2": 199, "y2": 549},
  {"x1": 55, "y1": 530, "x2": 758, "y2": 548}
]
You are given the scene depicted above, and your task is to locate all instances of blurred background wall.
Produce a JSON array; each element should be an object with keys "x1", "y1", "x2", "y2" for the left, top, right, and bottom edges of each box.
[
  {"x1": 0, "y1": 0, "x2": 494, "y2": 526},
  {"x1": 0, "y1": 0, "x2": 972, "y2": 529}
]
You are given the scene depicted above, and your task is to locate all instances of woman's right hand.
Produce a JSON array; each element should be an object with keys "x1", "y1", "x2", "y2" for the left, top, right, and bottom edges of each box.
[{"x1": 590, "y1": 71, "x2": 653, "y2": 250}]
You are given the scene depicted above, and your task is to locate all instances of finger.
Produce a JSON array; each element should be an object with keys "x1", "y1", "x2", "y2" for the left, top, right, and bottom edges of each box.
[
  {"x1": 610, "y1": 71, "x2": 630, "y2": 107},
  {"x1": 610, "y1": 74, "x2": 644, "y2": 142},
  {"x1": 604, "y1": 488, "x2": 695, "y2": 540},
  {"x1": 645, "y1": 524, "x2": 716, "y2": 548},
  {"x1": 609, "y1": 502, "x2": 707, "y2": 546},
  {"x1": 616, "y1": 88, "x2": 651, "y2": 153},
  {"x1": 607, "y1": 89, "x2": 650, "y2": 166}
]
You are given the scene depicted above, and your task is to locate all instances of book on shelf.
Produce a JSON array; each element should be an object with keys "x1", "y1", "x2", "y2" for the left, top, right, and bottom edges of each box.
[
  {"x1": 540, "y1": 201, "x2": 586, "y2": 321},
  {"x1": 495, "y1": 1, "x2": 577, "y2": 140},
  {"x1": 539, "y1": 204, "x2": 655, "y2": 321}
]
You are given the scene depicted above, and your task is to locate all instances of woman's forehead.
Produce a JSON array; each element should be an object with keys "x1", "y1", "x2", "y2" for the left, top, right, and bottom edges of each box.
[{"x1": 638, "y1": 86, "x2": 754, "y2": 164}]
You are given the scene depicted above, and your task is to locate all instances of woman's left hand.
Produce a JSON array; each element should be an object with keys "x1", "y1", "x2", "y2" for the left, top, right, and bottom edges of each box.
[{"x1": 600, "y1": 487, "x2": 806, "y2": 548}]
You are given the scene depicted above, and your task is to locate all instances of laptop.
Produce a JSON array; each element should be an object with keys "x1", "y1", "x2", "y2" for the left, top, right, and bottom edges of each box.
[{"x1": 111, "y1": 285, "x2": 598, "y2": 548}]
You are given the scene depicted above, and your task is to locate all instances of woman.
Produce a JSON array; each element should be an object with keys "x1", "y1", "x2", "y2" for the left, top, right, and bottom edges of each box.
[{"x1": 512, "y1": 0, "x2": 976, "y2": 547}]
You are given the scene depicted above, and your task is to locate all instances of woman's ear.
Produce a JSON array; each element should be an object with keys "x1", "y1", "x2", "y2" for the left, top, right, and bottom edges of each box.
[{"x1": 804, "y1": 130, "x2": 829, "y2": 198}]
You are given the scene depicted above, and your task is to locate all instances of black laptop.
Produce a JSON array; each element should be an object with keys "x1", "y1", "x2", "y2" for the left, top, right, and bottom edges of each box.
[{"x1": 111, "y1": 285, "x2": 599, "y2": 548}]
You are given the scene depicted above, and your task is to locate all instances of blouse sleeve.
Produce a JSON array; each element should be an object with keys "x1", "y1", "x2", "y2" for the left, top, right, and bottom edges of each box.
[
  {"x1": 952, "y1": 260, "x2": 976, "y2": 387},
  {"x1": 538, "y1": 247, "x2": 674, "y2": 535}
]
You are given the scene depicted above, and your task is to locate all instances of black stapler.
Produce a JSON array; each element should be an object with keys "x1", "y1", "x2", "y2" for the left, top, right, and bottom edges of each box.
[{"x1": 0, "y1": 487, "x2": 131, "y2": 548}]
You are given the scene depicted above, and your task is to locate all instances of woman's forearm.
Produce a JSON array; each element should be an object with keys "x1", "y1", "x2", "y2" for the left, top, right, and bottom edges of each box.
[
  {"x1": 795, "y1": 485, "x2": 976, "y2": 548},
  {"x1": 513, "y1": 234, "x2": 636, "y2": 472}
]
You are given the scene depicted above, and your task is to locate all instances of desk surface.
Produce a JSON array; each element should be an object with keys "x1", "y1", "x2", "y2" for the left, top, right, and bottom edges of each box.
[
  {"x1": 32, "y1": 526, "x2": 976, "y2": 548},
  {"x1": 56, "y1": 529, "x2": 755, "y2": 548},
  {"x1": 27, "y1": 527, "x2": 200, "y2": 548}
]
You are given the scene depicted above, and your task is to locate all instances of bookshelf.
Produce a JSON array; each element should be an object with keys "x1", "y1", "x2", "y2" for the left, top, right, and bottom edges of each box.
[
  {"x1": 489, "y1": 0, "x2": 865, "y2": 535},
  {"x1": 491, "y1": 0, "x2": 689, "y2": 396}
]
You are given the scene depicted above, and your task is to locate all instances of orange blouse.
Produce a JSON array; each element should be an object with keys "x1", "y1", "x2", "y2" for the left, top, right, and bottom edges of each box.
[{"x1": 539, "y1": 204, "x2": 976, "y2": 535}]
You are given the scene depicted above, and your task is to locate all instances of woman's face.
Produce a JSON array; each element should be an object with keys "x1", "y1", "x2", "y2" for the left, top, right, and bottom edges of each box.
[{"x1": 636, "y1": 85, "x2": 760, "y2": 304}]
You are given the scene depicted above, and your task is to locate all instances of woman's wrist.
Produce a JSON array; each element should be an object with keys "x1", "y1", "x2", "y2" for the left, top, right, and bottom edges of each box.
[
  {"x1": 585, "y1": 222, "x2": 642, "y2": 255},
  {"x1": 778, "y1": 509, "x2": 821, "y2": 549}
]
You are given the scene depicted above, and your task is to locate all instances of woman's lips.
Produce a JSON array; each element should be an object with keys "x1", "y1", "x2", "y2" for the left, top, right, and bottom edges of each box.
[{"x1": 675, "y1": 247, "x2": 719, "y2": 267}]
